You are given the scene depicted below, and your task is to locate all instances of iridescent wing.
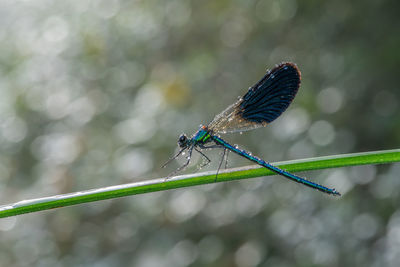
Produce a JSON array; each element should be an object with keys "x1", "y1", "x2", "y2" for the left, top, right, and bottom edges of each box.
[{"x1": 208, "y1": 62, "x2": 301, "y2": 134}]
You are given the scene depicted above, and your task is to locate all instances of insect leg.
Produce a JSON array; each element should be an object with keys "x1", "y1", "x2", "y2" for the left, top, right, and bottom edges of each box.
[
  {"x1": 194, "y1": 147, "x2": 211, "y2": 169},
  {"x1": 165, "y1": 145, "x2": 194, "y2": 179},
  {"x1": 161, "y1": 146, "x2": 187, "y2": 168},
  {"x1": 224, "y1": 149, "x2": 230, "y2": 169},
  {"x1": 215, "y1": 148, "x2": 227, "y2": 182}
]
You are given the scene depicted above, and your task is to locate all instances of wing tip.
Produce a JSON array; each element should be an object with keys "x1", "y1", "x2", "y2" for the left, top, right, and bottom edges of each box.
[
  {"x1": 273, "y1": 62, "x2": 302, "y2": 84},
  {"x1": 251, "y1": 62, "x2": 301, "y2": 95},
  {"x1": 239, "y1": 62, "x2": 302, "y2": 124}
]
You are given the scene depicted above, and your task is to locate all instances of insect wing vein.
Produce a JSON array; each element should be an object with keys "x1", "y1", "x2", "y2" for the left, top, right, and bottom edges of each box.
[{"x1": 208, "y1": 62, "x2": 301, "y2": 134}]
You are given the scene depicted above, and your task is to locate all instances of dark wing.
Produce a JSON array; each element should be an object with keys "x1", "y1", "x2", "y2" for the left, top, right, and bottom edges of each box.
[{"x1": 208, "y1": 62, "x2": 301, "y2": 134}]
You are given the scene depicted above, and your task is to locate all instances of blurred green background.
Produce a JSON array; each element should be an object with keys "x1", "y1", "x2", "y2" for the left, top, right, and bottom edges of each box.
[{"x1": 0, "y1": 0, "x2": 400, "y2": 266}]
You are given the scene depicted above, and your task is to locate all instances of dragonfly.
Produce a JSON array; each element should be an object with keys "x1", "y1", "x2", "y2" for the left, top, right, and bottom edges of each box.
[{"x1": 163, "y1": 62, "x2": 340, "y2": 196}]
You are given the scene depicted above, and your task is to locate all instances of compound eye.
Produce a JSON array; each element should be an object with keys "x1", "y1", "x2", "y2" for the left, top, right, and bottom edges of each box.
[
  {"x1": 178, "y1": 134, "x2": 188, "y2": 147},
  {"x1": 179, "y1": 135, "x2": 186, "y2": 142}
]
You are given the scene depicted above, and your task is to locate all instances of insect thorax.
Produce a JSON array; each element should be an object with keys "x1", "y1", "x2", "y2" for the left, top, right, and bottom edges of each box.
[{"x1": 192, "y1": 128, "x2": 212, "y2": 144}]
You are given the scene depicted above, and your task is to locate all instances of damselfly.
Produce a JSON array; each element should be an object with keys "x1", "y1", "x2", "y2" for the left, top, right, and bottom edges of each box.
[{"x1": 164, "y1": 62, "x2": 340, "y2": 196}]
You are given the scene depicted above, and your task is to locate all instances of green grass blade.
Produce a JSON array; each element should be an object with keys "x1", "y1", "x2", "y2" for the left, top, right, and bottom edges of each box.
[{"x1": 0, "y1": 149, "x2": 399, "y2": 218}]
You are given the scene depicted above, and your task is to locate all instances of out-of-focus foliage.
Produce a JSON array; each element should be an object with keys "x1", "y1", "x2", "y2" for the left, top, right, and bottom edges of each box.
[{"x1": 0, "y1": 0, "x2": 399, "y2": 266}]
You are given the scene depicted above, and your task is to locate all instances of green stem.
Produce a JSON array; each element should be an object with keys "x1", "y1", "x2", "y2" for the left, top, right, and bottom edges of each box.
[{"x1": 1, "y1": 149, "x2": 399, "y2": 218}]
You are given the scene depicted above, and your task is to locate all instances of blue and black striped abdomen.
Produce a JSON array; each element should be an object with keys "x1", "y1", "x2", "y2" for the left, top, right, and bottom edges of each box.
[
  {"x1": 211, "y1": 134, "x2": 340, "y2": 195},
  {"x1": 238, "y1": 62, "x2": 301, "y2": 124}
]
